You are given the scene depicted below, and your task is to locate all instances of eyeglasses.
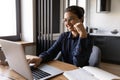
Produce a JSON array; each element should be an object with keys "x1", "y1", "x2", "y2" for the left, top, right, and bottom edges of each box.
[{"x1": 63, "y1": 17, "x2": 78, "y2": 23}]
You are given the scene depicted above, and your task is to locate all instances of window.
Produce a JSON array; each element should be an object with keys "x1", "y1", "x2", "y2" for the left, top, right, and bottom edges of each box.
[
  {"x1": 69, "y1": 0, "x2": 77, "y2": 5},
  {"x1": 0, "y1": 0, "x2": 21, "y2": 41}
]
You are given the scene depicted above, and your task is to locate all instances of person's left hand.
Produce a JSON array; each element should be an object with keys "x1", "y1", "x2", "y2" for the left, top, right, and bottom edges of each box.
[{"x1": 74, "y1": 22, "x2": 87, "y2": 38}]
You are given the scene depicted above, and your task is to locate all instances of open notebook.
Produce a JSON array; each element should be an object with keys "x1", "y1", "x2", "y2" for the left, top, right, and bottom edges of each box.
[
  {"x1": 0, "y1": 39, "x2": 63, "y2": 80},
  {"x1": 63, "y1": 66, "x2": 120, "y2": 80}
]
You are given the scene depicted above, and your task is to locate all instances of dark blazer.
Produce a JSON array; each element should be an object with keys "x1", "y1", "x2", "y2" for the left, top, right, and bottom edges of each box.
[{"x1": 39, "y1": 32, "x2": 93, "y2": 67}]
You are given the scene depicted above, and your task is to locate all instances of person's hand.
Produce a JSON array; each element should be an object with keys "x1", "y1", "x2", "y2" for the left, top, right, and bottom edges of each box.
[
  {"x1": 26, "y1": 55, "x2": 42, "y2": 68},
  {"x1": 0, "y1": 60, "x2": 8, "y2": 66},
  {"x1": 74, "y1": 22, "x2": 87, "y2": 38}
]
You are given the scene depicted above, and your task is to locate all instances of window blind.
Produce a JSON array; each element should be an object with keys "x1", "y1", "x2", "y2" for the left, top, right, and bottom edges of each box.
[{"x1": 36, "y1": 0, "x2": 53, "y2": 55}]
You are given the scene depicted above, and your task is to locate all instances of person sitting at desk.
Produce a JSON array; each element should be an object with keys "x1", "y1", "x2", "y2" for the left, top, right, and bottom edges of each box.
[
  {"x1": 26, "y1": 6, "x2": 93, "y2": 67},
  {"x1": 0, "y1": 6, "x2": 93, "y2": 67}
]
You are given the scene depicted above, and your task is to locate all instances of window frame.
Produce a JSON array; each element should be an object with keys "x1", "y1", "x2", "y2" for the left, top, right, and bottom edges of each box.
[{"x1": 0, "y1": 0, "x2": 21, "y2": 41}]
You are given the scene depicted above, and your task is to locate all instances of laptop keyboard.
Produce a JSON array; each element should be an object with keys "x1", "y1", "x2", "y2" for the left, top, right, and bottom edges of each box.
[{"x1": 30, "y1": 67, "x2": 51, "y2": 80}]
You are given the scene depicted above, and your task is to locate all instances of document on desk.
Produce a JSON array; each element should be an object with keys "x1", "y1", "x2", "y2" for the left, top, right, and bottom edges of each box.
[{"x1": 63, "y1": 66, "x2": 120, "y2": 80}]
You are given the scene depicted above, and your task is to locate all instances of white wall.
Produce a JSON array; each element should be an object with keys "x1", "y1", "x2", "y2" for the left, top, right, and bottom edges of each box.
[
  {"x1": 88, "y1": 0, "x2": 120, "y2": 33},
  {"x1": 21, "y1": 0, "x2": 36, "y2": 55},
  {"x1": 21, "y1": 0, "x2": 36, "y2": 42}
]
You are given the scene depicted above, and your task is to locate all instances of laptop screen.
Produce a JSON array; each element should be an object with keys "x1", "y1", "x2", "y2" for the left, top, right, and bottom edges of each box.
[{"x1": 0, "y1": 39, "x2": 63, "y2": 80}]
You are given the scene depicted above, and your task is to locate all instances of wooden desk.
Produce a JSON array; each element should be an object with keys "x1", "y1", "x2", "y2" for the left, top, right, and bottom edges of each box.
[
  {"x1": 0, "y1": 65, "x2": 26, "y2": 80},
  {"x1": 0, "y1": 60, "x2": 78, "y2": 80}
]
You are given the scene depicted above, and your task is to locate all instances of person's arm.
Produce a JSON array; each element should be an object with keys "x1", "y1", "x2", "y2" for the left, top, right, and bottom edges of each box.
[
  {"x1": 26, "y1": 33, "x2": 66, "y2": 67},
  {"x1": 39, "y1": 33, "x2": 66, "y2": 63},
  {"x1": 72, "y1": 35, "x2": 93, "y2": 67}
]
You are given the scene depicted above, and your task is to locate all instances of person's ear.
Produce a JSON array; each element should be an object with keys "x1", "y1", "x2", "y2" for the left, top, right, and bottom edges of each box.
[
  {"x1": 78, "y1": 17, "x2": 84, "y2": 23},
  {"x1": 81, "y1": 17, "x2": 84, "y2": 23}
]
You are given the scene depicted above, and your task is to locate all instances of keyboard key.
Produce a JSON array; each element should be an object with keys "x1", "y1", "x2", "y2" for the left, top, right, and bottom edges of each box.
[{"x1": 31, "y1": 68, "x2": 51, "y2": 79}]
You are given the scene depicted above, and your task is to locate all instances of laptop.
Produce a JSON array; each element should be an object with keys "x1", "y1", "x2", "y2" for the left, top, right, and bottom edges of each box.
[{"x1": 0, "y1": 39, "x2": 63, "y2": 80}]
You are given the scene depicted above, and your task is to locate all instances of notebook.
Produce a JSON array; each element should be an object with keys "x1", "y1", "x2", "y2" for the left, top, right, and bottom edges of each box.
[
  {"x1": 63, "y1": 66, "x2": 120, "y2": 80},
  {"x1": 0, "y1": 39, "x2": 63, "y2": 80}
]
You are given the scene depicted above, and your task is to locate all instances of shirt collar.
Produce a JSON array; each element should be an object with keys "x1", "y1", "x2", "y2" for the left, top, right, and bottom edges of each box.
[
  {"x1": 68, "y1": 32, "x2": 79, "y2": 39},
  {"x1": 68, "y1": 32, "x2": 72, "y2": 39}
]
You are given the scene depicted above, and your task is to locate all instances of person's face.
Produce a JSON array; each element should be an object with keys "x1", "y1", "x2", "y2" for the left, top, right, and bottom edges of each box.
[{"x1": 63, "y1": 12, "x2": 80, "y2": 32}]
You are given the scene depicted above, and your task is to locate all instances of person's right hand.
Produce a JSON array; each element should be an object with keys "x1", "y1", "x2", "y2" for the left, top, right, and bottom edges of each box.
[
  {"x1": 74, "y1": 21, "x2": 87, "y2": 38},
  {"x1": 26, "y1": 55, "x2": 42, "y2": 68}
]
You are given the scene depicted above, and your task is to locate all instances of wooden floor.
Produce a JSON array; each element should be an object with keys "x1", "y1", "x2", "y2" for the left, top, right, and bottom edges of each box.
[{"x1": 100, "y1": 62, "x2": 120, "y2": 76}]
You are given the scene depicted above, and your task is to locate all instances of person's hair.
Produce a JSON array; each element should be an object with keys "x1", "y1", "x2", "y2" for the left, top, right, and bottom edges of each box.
[{"x1": 65, "y1": 6, "x2": 84, "y2": 19}]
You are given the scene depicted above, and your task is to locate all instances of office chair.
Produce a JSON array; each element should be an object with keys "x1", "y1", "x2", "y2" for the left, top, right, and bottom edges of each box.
[
  {"x1": 89, "y1": 45, "x2": 101, "y2": 67},
  {"x1": 55, "y1": 45, "x2": 101, "y2": 67}
]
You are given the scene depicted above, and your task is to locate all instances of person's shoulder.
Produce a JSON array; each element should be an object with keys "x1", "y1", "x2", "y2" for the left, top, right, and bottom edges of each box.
[
  {"x1": 61, "y1": 31, "x2": 70, "y2": 34},
  {"x1": 60, "y1": 31, "x2": 70, "y2": 37},
  {"x1": 58, "y1": 32, "x2": 70, "y2": 40}
]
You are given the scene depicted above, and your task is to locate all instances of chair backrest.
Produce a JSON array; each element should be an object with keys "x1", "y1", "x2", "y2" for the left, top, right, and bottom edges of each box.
[
  {"x1": 89, "y1": 45, "x2": 101, "y2": 67},
  {"x1": 55, "y1": 45, "x2": 101, "y2": 67}
]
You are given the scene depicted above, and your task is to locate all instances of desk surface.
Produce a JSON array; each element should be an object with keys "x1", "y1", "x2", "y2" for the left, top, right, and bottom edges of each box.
[{"x1": 0, "y1": 60, "x2": 78, "y2": 80}]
